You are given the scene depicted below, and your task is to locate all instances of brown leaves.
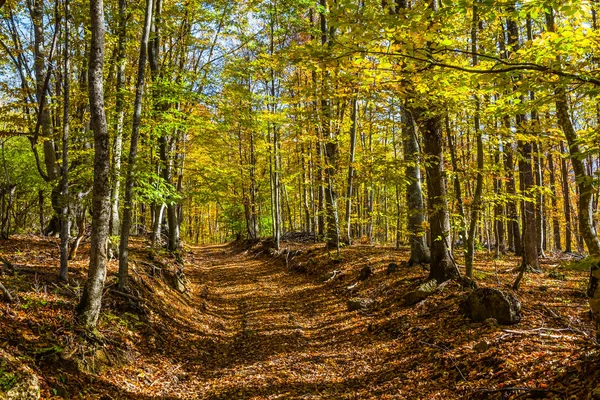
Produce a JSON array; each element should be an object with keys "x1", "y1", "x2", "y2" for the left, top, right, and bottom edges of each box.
[{"x1": 0, "y1": 236, "x2": 599, "y2": 398}]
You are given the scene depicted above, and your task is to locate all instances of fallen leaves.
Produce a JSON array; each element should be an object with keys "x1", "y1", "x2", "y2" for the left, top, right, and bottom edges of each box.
[{"x1": 0, "y1": 236, "x2": 599, "y2": 398}]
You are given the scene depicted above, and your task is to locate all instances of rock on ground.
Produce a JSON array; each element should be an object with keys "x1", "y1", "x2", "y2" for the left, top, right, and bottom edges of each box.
[
  {"x1": 358, "y1": 266, "x2": 373, "y2": 281},
  {"x1": 459, "y1": 287, "x2": 521, "y2": 325},
  {"x1": 404, "y1": 279, "x2": 440, "y2": 306},
  {"x1": 0, "y1": 368, "x2": 40, "y2": 400},
  {"x1": 347, "y1": 297, "x2": 374, "y2": 312}
]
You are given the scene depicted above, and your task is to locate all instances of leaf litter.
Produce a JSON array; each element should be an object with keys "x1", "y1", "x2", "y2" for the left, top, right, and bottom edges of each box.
[{"x1": 0, "y1": 235, "x2": 598, "y2": 399}]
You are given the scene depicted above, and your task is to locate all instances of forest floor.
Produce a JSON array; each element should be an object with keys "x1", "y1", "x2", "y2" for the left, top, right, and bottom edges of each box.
[{"x1": 0, "y1": 235, "x2": 600, "y2": 399}]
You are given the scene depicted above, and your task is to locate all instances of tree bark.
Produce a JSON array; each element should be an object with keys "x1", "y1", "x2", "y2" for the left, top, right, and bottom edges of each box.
[
  {"x1": 403, "y1": 108, "x2": 430, "y2": 265},
  {"x1": 345, "y1": 97, "x2": 357, "y2": 244},
  {"x1": 59, "y1": 0, "x2": 70, "y2": 282},
  {"x1": 546, "y1": 8, "x2": 600, "y2": 256},
  {"x1": 505, "y1": 8, "x2": 538, "y2": 291},
  {"x1": 559, "y1": 142, "x2": 573, "y2": 252},
  {"x1": 118, "y1": 0, "x2": 154, "y2": 289},
  {"x1": 548, "y1": 152, "x2": 561, "y2": 251},
  {"x1": 446, "y1": 118, "x2": 466, "y2": 245},
  {"x1": 110, "y1": 0, "x2": 127, "y2": 236},
  {"x1": 494, "y1": 140, "x2": 506, "y2": 256},
  {"x1": 77, "y1": 0, "x2": 111, "y2": 328},
  {"x1": 415, "y1": 108, "x2": 458, "y2": 282},
  {"x1": 31, "y1": 0, "x2": 59, "y2": 182},
  {"x1": 465, "y1": 4, "x2": 483, "y2": 278}
]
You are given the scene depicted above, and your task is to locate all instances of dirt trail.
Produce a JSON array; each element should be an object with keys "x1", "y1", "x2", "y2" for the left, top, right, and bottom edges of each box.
[{"x1": 171, "y1": 244, "x2": 380, "y2": 399}]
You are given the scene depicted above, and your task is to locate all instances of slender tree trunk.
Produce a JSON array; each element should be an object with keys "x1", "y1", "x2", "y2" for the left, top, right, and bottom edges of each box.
[
  {"x1": 465, "y1": 5, "x2": 483, "y2": 278},
  {"x1": 526, "y1": 17, "x2": 545, "y2": 258},
  {"x1": 31, "y1": 0, "x2": 59, "y2": 182},
  {"x1": 345, "y1": 97, "x2": 357, "y2": 244},
  {"x1": 446, "y1": 119, "x2": 466, "y2": 244},
  {"x1": 403, "y1": 108, "x2": 430, "y2": 265},
  {"x1": 77, "y1": 0, "x2": 111, "y2": 328},
  {"x1": 38, "y1": 190, "x2": 44, "y2": 234},
  {"x1": 118, "y1": 0, "x2": 153, "y2": 289},
  {"x1": 59, "y1": 0, "x2": 70, "y2": 281},
  {"x1": 548, "y1": 152, "x2": 561, "y2": 251},
  {"x1": 561, "y1": 159, "x2": 572, "y2": 247},
  {"x1": 249, "y1": 130, "x2": 259, "y2": 238},
  {"x1": 319, "y1": 0, "x2": 340, "y2": 253},
  {"x1": 546, "y1": 8, "x2": 600, "y2": 256},
  {"x1": 494, "y1": 140, "x2": 506, "y2": 256},
  {"x1": 110, "y1": 0, "x2": 126, "y2": 236},
  {"x1": 506, "y1": 9, "x2": 538, "y2": 292}
]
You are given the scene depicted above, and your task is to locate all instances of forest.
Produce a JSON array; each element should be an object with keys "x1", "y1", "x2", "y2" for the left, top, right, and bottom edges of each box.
[{"x1": 1, "y1": 0, "x2": 600, "y2": 398}]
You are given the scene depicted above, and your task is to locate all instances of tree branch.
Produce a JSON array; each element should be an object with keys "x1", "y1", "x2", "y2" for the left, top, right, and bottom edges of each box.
[
  {"x1": 0, "y1": 280, "x2": 14, "y2": 302},
  {"x1": 334, "y1": 44, "x2": 600, "y2": 87}
]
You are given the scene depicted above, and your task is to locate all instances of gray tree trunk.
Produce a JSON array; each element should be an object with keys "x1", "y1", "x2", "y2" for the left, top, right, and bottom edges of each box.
[
  {"x1": 547, "y1": 9, "x2": 600, "y2": 257},
  {"x1": 415, "y1": 108, "x2": 458, "y2": 282},
  {"x1": 465, "y1": 5, "x2": 483, "y2": 279},
  {"x1": 31, "y1": 0, "x2": 59, "y2": 182},
  {"x1": 402, "y1": 108, "x2": 430, "y2": 265},
  {"x1": 59, "y1": 0, "x2": 70, "y2": 282},
  {"x1": 110, "y1": 0, "x2": 127, "y2": 236},
  {"x1": 507, "y1": 9, "x2": 539, "y2": 290},
  {"x1": 118, "y1": 0, "x2": 154, "y2": 289},
  {"x1": 345, "y1": 97, "x2": 357, "y2": 244},
  {"x1": 548, "y1": 152, "x2": 561, "y2": 251},
  {"x1": 77, "y1": 0, "x2": 111, "y2": 328}
]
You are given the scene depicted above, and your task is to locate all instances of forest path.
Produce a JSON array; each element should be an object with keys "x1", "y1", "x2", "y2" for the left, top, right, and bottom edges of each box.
[{"x1": 171, "y1": 243, "x2": 374, "y2": 399}]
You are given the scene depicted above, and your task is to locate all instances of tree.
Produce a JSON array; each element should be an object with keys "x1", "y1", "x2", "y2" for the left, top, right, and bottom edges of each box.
[
  {"x1": 402, "y1": 108, "x2": 430, "y2": 265},
  {"x1": 118, "y1": 0, "x2": 154, "y2": 290},
  {"x1": 77, "y1": 0, "x2": 111, "y2": 328},
  {"x1": 58, "y1": 0, "x2": 70, "y2": 282}
]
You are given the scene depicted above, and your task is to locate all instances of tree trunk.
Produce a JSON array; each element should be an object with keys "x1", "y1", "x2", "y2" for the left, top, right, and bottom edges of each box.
[
  {"x1": 465, "y1": 5, "x2": 483, "y2": 278},
  {"x1": 546, "y1": 8, "x2": 600, "y2": 256},
  {"x1": 446, "y1": 119, "x2": 466, "y2": 245},
  {"x1": 118, "y1": 0, "x2": 154, "y2": 289},
  {"x1": 494, "y1": 141, "x2": 506, "y2": 256},
  {"x1": 415, "y1": 108, "x2": 458, "y2": 282},
  {"x1": 59, "y1": 0, "x2": 70, "y2": 282},
  {"x1": 110, "y1": 0, "x2": 127, "y2": 236},
  {"x1": 506, "y1": 10, "x2": 539, "y2": 290},
  {"x1": 31, "y1": 0, "x2": 59, "y2": 182},
  {"x1": 345, "y1": 97, "x2": 357, "y2": 244},
  {"x1": 403, "y1": 108, "x2": 430, "y2": 265},
  {"x1": 77, "y1": 0, "x2": 111, "y2": 328},
  {"x1": 548, "y1": 152, "x2": 561, "y2": 251}
]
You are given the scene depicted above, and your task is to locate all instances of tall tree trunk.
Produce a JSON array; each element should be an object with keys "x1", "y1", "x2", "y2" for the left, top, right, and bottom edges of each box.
[
  {"x1": 559, "y1": 145, "x2": 573, "y2": 252},
  {"x1": 506, "y1": 8, "x2": 538, "y2": 291},
  {"x1": 527, "y1": 17, "x2": 545, "y2": 258},
  {"x1": 319, "y1": 0, "x2": 340, "y2": 252},
  {"x1": 31, "y1": 0, "x2": 59, "y2": 182},
  {"x1": 110, "y1": 0, "x2": 127, "y2": 236},
  {"x1": 59, "y1": 0, "x2": 70, "y2": 282},
  {"x1": 249, "y1": 130, "x2": 259, "y2": 238},
  {"x1": 465, "y1": 4, "x2": 483, "y2": 279},
  {"x1": 118, "y1": 0, "x2": 154, "y2": 289},
  {"x1": 162, "y1": 136, "x2": 179, "y2": 251},
  {"x1": 77, "y1": 0, "x2": 111, "y2": 328},
  {"x1": 446, "y1": 119, "x2": 466, "y2": 244},
  {"x1": 546, "y1": 8, "x2": 600, "y2": 256},
  {"x1": 345, "y1": 97, "x2": 357, "y2": 244},
  {"x1": 415, "y1": 108, "x2": 458, "y2": 282},
  {"x1": 403, "y1": 108, "x2": 430, "y2": 265},
  {"x1": 493, "y1": 133, "x2": 506, "y2": 257},
  {"x1": 548, "y1": 152, "x2": 561, "y2": 251}
]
